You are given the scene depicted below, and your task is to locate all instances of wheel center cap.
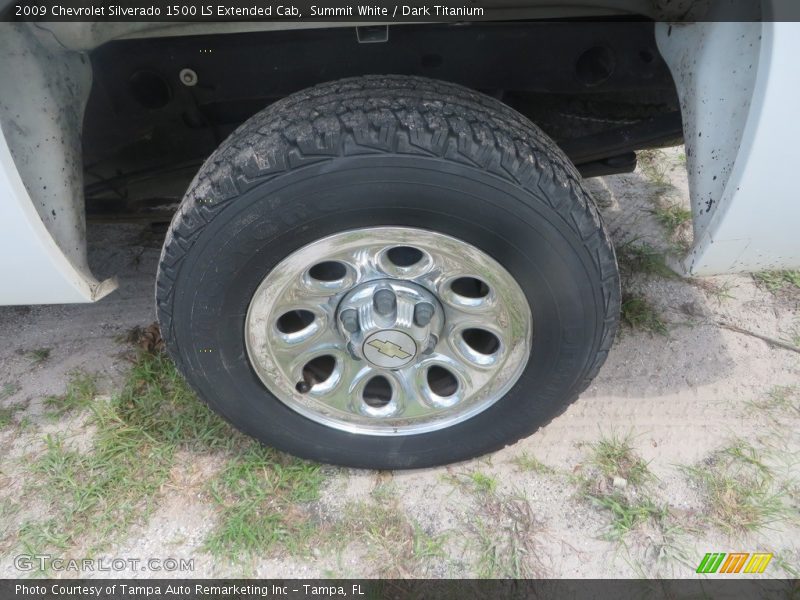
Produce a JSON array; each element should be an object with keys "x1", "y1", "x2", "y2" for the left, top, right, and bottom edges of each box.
[
  {"x1": 363, "y1": 330, "x2": 417, "y2": 368},
  {"x1": 336, "y1": 278, "x2": 443, "y2": 370}
]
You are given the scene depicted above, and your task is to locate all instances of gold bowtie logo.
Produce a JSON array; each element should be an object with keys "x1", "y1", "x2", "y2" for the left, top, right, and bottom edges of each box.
[{"x1": 367, "y1": 339, "x2": 412, "y2": 360}]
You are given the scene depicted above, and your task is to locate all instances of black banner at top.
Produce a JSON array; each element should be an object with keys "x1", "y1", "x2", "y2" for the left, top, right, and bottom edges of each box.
[{"x1": 3, "y1": 0, "x2": 800, "y2": 22}]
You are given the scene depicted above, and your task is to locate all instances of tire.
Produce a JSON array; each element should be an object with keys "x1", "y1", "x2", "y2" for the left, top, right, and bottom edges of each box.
[{"x1": 156, "y1": 75, "x2": 620, "y2": 469}]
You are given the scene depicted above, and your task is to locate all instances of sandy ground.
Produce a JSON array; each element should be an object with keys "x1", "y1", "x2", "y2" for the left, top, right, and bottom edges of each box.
[{"x1": 0, "y1": 147, "x2": 798, "y2": 579}]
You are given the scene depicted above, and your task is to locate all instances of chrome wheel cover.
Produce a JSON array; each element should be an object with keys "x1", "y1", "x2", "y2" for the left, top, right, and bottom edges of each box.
[{"x1": 244, "y1": 227, "x2": 532, "y2": 436}]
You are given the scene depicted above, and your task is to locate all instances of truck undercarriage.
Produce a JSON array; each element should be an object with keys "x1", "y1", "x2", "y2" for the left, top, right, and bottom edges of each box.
[{"x1": 82, "y1": 20, "x2": 682, "y2": 222}]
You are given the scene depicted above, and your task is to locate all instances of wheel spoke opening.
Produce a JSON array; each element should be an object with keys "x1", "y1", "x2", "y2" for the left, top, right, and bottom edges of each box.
[
  {"x1": 363, "y1": 375, "x2": 393, "y2": 408},
  {"x1": 462, "y1": 328, "x2": 500, "y2": 355},
  {"x1": 450, "y1": 277, "x2": 490, "y2": 299},
  {"x1": 308, "y1": 260, "x2": 348, "y2": 282},
  {"x1": 276, "y1": 309, "x2": 315, "y2": 334},
  {"x1": 386, "y1": 245, "x2": 424, "y2": 267},
  {"x1": 296, "y1": 355, "x2": 336, "y2": 393},
  {"x1": 427, "y1": 366, "x2": 459, "y2": 397}
]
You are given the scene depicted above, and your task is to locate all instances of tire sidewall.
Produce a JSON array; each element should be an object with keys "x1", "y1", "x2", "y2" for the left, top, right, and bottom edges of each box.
[{"x1": 170, "y1": 154, "x2": 603, "y2": 468}]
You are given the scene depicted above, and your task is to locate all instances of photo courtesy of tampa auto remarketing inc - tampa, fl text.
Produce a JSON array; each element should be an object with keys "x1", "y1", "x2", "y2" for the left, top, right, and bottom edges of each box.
[{"x1": 0, "y1": 0, "x2": 799, "y2": 598}]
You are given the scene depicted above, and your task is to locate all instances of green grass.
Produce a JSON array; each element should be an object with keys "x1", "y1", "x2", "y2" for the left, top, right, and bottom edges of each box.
[
  {"x1": 753, "y1": 270, "x2": 800, "y2": 292},
  {"x1": 1, "y1": 382, "x2": 19, "y2": 402},
  {"x1": 771, "y1": 553, "x2": 800, "y2": 578},
  {"x1": 588, "y1": 433, "x2": 652, "y2": 487},
  {"x1": 204, "y1": 444, "x2": 324, "y2": 559},
  {"x1": 20, "y1": 351, "x2": 234, "y2": 555},
  {"x1": 445, "y1": 470, "x2": 499, "y2": 496},
  {"x1": 472, "y1": 517, "x2": 516, "y2": 578},
  {"x1": 637, "y1": 149, "x2": 670, "y2": 185},
  {"x1": 694, "y1": 279, "x2": 735, "y2": 305},
  {"x1": 468, "y1": 472, "x2": 498, "y2": 495},
  {"x1": 682, "y1": 441, "x2": 792, "y2": 533},
  {"x1": 652, "y1": 203, "x2": 692, "y2": 238},
  {"x1": 616, "y1": 241, "x2": 676, "y2": 279},
  {"x1": 18, "y1": 344, "x2": 330, "y2": 563},
  {"x1": 615, "y1": 241, "x2": 676, "y2": 338},
  {"x1": 43, "y1": 371, "x2": 98, "y2": 415},
  {"x1": 444, "y1": 468, "x2": 545, "y2": 577},
  {"x1": 621, "y1": 293, "x2": 668, "y2": 335},
  {"x1": 27, "y1": 348, "x2": 51, "y2": 365},
  {"x1": 412, "y1": 523, "x2": 448, "y2": 562},
  {"x1": 470, "y1": 493, "x2": 543, "y2": 578},
  {"x1": 749, "y1": 385, "x2": 799, "y2": 415},
  {"x1": 0, "y1": 404, "x2": 25, "y2": 429},
  {"x1": 588, "y1": 492, "x2": 668, "y2": 542},
  {"x1": 323, "y1": 496, "x2": 448, "y2": 577},
  {"x1": 370, "y1": 481, "x2": 397, "y2": 503},
  {"x1": 512, "y1": 452, "x2": 555, "y2": 474},
  {"x1": 579, "y1": 433, "x2": 673, "y2": 544},
  {"x1": 447, "y1": 468, "x2": 544, "y2": 577}
]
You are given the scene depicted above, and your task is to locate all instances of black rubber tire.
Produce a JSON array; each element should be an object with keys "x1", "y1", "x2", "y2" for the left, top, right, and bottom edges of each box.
[{"x1": 156, "y1": 75, "x2": 620, "y2": 469}]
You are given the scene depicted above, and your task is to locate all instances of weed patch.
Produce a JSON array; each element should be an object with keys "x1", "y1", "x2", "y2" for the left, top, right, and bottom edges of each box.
[
  {"x1": 448, "y1": 469, "x2": 546, "y2": 577},
  {"x1": 578, "y1": 433, "x2": 676, "y2": 549},
  {"x1": 749, "y1": 385, "x2": 799, "y2": 416},
  {"x1": 469, "y1": 493, "x2": 544, "y2": 578},
  {"x1": 588, "y1": 433, "x2": 652, "y2": 488},
  {"x1": 512, "y1": 453, "x2": 555, "y2": 475},
  {"x1": 621, "y1": 293, "x2": 668, "y2": 335},
  {"x1": 468, "y1": 472, "x2": 498, "y2": 495},
  {"x1": 0, "y1": 403, "x2": 25, "y2": 429},
  {"x1": 20, "y1": 350, "x2": 233, "y2": 555},
  {"x1": 27, "y1": 349, "x2": 51, "y2": 365},
  {"x1": 0, "y1": 382, "x2": 18, "y2": 402},
  {"x1": 682, "y1": 441, "x2": 792, "y2": 533},
  {"x1": 324, "y1": 492, "x2": 448, "y2": 577},
  {"x1": 204, "y1": 444, "x2": 324, "y2": 559},
  {"x1": 693, "y1": 279, "x2": 735, "y2": 305},
  {"x1": 588, "y1": 493, "x2": 668, "y2": 542},
  {"x1": 43, "y1": 371, "x2": 97, "y2": 415},
  {"x1": 753, "y1": 270, "x2": 800, "y2": 293},
  {"x1": 445, "y1": 470, "x2": 499, "y2": 496},
  {"x1": 637, "y1": 150, "x2": 671, "y2": 185},
  {"x1": 652, "y1": 204, "x2": 691, "y2": 239},
  {"x1": 617, "y1": 241, "x2": 676, "y2": 279}
]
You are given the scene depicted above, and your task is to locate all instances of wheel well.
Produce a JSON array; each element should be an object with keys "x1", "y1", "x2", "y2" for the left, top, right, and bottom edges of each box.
[{"x1": 81, "y1": 20, "x2": 682, "y2": 222}]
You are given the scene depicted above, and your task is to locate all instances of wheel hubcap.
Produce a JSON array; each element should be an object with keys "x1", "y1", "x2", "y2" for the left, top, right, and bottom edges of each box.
[
  {"x1": 337, "y1": 279, "x2": 443, "y2": 369},
  {"x1": 244, "y1": 227, "x2": 533, "y2": 436}
]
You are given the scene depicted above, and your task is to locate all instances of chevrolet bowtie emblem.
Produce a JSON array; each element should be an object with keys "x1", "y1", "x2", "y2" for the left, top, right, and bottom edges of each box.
[{"x1": 367, "y1": 339, "x2": 412, "y2": 360}]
